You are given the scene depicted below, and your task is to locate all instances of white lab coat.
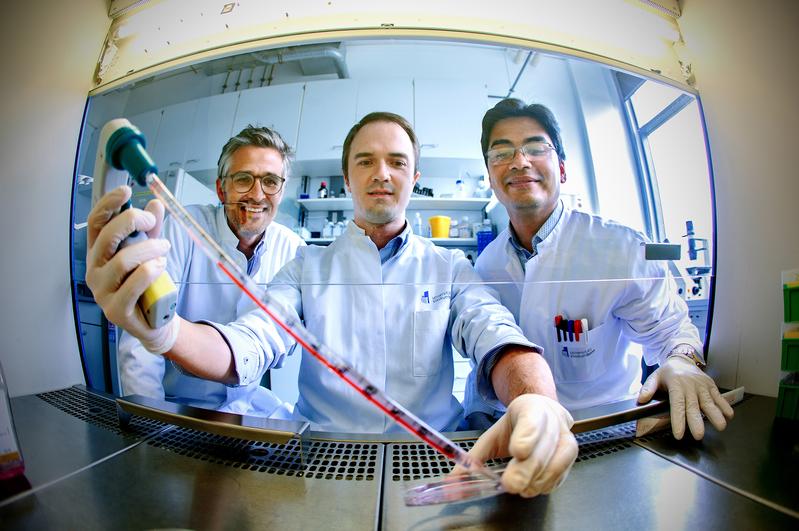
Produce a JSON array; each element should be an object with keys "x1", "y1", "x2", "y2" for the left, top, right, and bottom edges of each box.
[
  {"x1": 118, "y1": 203, "x2": 304, "y2": 415},
  {"x1": 214, "y1": 220, "x2": 536, "y2": 433},
  {"x1": 465, "y1": 206, "x2": 701, "y2": 414}
]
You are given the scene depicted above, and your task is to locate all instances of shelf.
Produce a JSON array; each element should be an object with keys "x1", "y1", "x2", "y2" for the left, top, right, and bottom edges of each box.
[
  {"x1": 297, "y1": 197, "x2": 491, "y2": 212},
  {"x1": 305, "y1": 237, "x2": 476, "y2": 247}
]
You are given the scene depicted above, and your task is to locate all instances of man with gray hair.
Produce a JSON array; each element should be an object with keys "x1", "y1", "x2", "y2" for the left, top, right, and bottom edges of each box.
[{"x1": 117, "y1": 124, "x2": 304, "y2": 415}]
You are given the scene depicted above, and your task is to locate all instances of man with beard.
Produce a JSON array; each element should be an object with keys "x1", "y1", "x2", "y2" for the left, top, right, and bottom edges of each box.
[
  {"x1": 88, "y1": 112, "x2": 578, "y2": 498},
  {"x1": 116, "y1": 125, "x2": 304, "y2": 416}
]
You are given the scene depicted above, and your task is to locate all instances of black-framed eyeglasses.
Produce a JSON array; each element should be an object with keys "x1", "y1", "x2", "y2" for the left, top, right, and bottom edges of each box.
[
  {"x1": 225, "y1": 172, "x2": 285, "y2": 195},
  {"x1": 485, "y1": 141, "x2": 556, "y2": 166}
]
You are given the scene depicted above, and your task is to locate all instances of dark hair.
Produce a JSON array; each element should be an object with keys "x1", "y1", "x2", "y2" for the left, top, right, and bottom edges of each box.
[
  {"x1": 341, "y1": 112, "x2": 420, "y2": 174},
  {"x1": 217, "y1": 124, "x2": 293, "y2": 180},
  {"x1": 480, "y1": 99, "x2": 566, "y2": 164}
]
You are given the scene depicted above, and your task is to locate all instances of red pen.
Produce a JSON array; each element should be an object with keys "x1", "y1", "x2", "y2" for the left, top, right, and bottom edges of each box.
[
  {"x1": 555, "y1": 315, "x2": 562, "y2": 342},
  {"x1": 574, "y1": 319, "x2": 582, "y2": 341}
]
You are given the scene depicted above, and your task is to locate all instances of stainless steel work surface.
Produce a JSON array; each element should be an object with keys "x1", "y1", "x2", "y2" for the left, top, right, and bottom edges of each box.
[
  {"x1": 382, "y1": 436, "x2": 796, "y2": 530},
  {"x1": 0, "y1": 428, "x2": 384, "y2": 530},
  {"x1": 8, "y1": 387, "x2": 163, "y2": 489},
  {"x1": 636, "y1": 395, "x2": 799, "y2": 517}
]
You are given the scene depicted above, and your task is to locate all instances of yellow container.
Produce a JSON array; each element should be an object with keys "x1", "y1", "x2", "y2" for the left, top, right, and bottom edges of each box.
[{"x1": 428, "y1": 216, "x2": 451, "y2": 238}]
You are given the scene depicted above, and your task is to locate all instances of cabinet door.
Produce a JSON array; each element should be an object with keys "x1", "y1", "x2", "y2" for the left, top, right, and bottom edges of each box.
[
  {"x1": 296, "y1": 79, "x2": 357, "y2": 160},
  {"x1": 184, "y1": 92, "x2": 239, "y2": 173},
  {"x1": 232, "y1": 83, "x2": 304, "y2": 150},
  {"x1": 356, "y1": 79, "x2": 414, "y2": 124},
  {"x1": 414, "y1": 79, "x2": 487, "y2": 159},
  {"x1": 152, "y1": 100, "x2": 197, "y2": 170}
]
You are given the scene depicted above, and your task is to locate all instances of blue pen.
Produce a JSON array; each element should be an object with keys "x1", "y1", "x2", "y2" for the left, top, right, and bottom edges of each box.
[{"x1": 568, "y1": 320, "x2": 574, "y2": 341}]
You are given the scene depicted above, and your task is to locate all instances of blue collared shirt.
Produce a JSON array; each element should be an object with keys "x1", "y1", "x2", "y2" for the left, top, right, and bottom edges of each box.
[
  {"x1": 247, "y1": 237, "x2": 266, "y2": 276},
  {"x1": 508, "y1": 199, "x2": 564, "y2": 271},
  {"x1": 378, "y1": 221, "x2": 412, "y2": 264}
]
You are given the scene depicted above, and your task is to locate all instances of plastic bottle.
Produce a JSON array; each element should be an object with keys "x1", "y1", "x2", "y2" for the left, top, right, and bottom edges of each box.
[
  {"x1": 455, "y1": 179, "x2": 466, "y2": 198},
  {"x1": 413, "y1": 212, "x2": 424, "y2": 236},
  {"x1": 317, "y1": 181, "x2": 328, "y2": 198},
  {"x1": 333, "y1": 220, "x2": 345, "y2": 237},
  {"x1": 474, "y1": 175, "x2": 491, "y2": 198},
  {"x1": 458, "y1": 216, "x2": 472, "y2": 238},
  {"x1": 322, "y1": 220, "x2": 334, "y2": 239},
  {"x1": 0, "y1": 361, "x2": 25, "y2": 480},
  {"x1": 449, "y1": 218, "x2": 459, "y2": 238}
]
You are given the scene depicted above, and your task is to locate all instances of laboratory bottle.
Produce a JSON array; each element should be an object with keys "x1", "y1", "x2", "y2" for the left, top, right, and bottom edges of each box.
[
  {"x1": 458, "y1": 216, "x2": 472, "y2": 238},
  {"x1": 474, "y1": 175, "x2": 491, "y2": 198},
  {"x1": 317, "y1": 181, "x2": 328, "y2": 198},
  {"x1": 413, "y1": 212, "x2": 424, "y2": 236},
  {"x1": 449, "y1": 218, "x2": 459, "y2": 238},
  {"x1": 332, "y1": 221, "x2": 345, "y2": 237},
  {"x1": 455, "y1": 179, "x2": 466, "y2": 198},
  {"x1": 322, "y1": 220, "x2": 334, "y2": 239},
  {"x1": 0, "y1": 361, "x2": 25, "y2": 480}
]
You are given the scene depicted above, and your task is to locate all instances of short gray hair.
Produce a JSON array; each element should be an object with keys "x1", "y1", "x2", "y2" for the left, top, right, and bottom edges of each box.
[{"x1": 217, "y1": 125, "x2": 293, "y2": 180}]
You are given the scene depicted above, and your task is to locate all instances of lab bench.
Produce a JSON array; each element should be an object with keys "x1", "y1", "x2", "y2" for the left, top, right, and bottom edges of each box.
[{"x1": 1, "y1": 386, "x2": 797, "y2": 529}]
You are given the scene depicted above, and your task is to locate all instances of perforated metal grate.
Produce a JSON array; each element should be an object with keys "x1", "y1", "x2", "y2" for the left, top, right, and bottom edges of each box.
[
  {"x1": 389, "y1": 423, "x2": 644, "y2": 481},
  {"x1": 389, "y1": 440, "x2": 509, "y2": 482},
  {"x1": 575, "y1": 422, "x2": 637, "y2": 462},
  {"x1": 37, "y1": 386, "x2": 165, "y2": 437},
  {"x1": 150, "y1": 427, "x2": 380, "y2": 481}
]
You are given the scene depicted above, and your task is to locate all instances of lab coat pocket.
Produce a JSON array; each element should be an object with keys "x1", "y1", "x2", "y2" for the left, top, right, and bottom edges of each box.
[
  {"x1": 413, "y1": 309, "x2": 449, "y2": 377},
  {"x1": 554, "y1": 320, "x2": 610, "y2": 383}
]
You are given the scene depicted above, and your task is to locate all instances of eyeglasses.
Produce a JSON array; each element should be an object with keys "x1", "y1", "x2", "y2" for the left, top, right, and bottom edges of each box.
[
  {"x1": 485, "y1": 141, "x2": 556, "y2": 166},
  {"x1": 225, "y1": 172, "x2": 285, "y2": 195}
]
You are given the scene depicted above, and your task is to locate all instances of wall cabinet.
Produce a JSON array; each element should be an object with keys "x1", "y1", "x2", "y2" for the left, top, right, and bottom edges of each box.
[
  {"x1": 232, "y1": 83, "x2": 304, "y2": 150},
  {"x1": 184, "y1": 92, "x2": 240, "y2": 173},
  {"x1": 295, "y1": 79, "x2": 357, "y2": 160},
  {"x1": 355, "y1": 79, "x2": 414, "y2": 123},
  {"x1": 152, "y1": 100, "x2": 196, "y2": 170},
  {"x1": 414, "y1": 79, "x2": 487, "y2": 160}
]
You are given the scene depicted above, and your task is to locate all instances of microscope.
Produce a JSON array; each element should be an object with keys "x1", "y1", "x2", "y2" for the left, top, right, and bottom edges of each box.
[{"x1": 683, "y1": 220, "x2": 711, "y2": 299}]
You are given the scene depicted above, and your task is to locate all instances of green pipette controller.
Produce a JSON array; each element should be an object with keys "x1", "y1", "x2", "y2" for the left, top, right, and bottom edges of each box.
[{"x1": 92, "y1": 118, "x2": 178, "y2": 329}]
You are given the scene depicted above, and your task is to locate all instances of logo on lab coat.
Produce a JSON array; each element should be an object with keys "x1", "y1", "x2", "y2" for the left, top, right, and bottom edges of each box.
[
  {"x1": 421, "y1": 290, "x2": 450, "y2": 304},
  {"x1": 561, "y1": 346, "x2": 595, "y2": 358}
]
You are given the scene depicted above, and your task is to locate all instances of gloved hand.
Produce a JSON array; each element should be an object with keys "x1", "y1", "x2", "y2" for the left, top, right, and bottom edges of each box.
[
  {"x1": 466, "y1": 394, "x2": 578, "y2": 498},
  {"x1": 85, "y1": 185, "x2": 179, "y2": 354},
  {"x1": 637, "y1": 355, "x2": 734, "y2": 440}
]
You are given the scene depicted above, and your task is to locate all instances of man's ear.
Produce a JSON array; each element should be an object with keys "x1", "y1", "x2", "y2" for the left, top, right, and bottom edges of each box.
[
  {"x1": 343, "y1": 172, "x2": 351, "y2": 192},
  {"x1": 216, "y1": 178, "x2": 225, "y2": 203},
  {"x1": 559, "y1": 160, "x2": 567, "y2": 184}
]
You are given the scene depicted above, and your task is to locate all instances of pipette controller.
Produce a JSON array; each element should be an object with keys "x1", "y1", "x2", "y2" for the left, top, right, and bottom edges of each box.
[{"x1": 93, "y1": 119, "x2": 178, "y2": 328}]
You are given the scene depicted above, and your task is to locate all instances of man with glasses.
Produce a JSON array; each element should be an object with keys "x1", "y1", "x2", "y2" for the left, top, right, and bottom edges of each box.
[
  {"x1": 87, "y1": 112, "x2": 578, "y2": 498},
  {"x1": 463, "y1": 98, "x2": 733, "y2": 441},
  {"x1": 116, "y1": 125, "x2": 304, "y2": 415}
]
